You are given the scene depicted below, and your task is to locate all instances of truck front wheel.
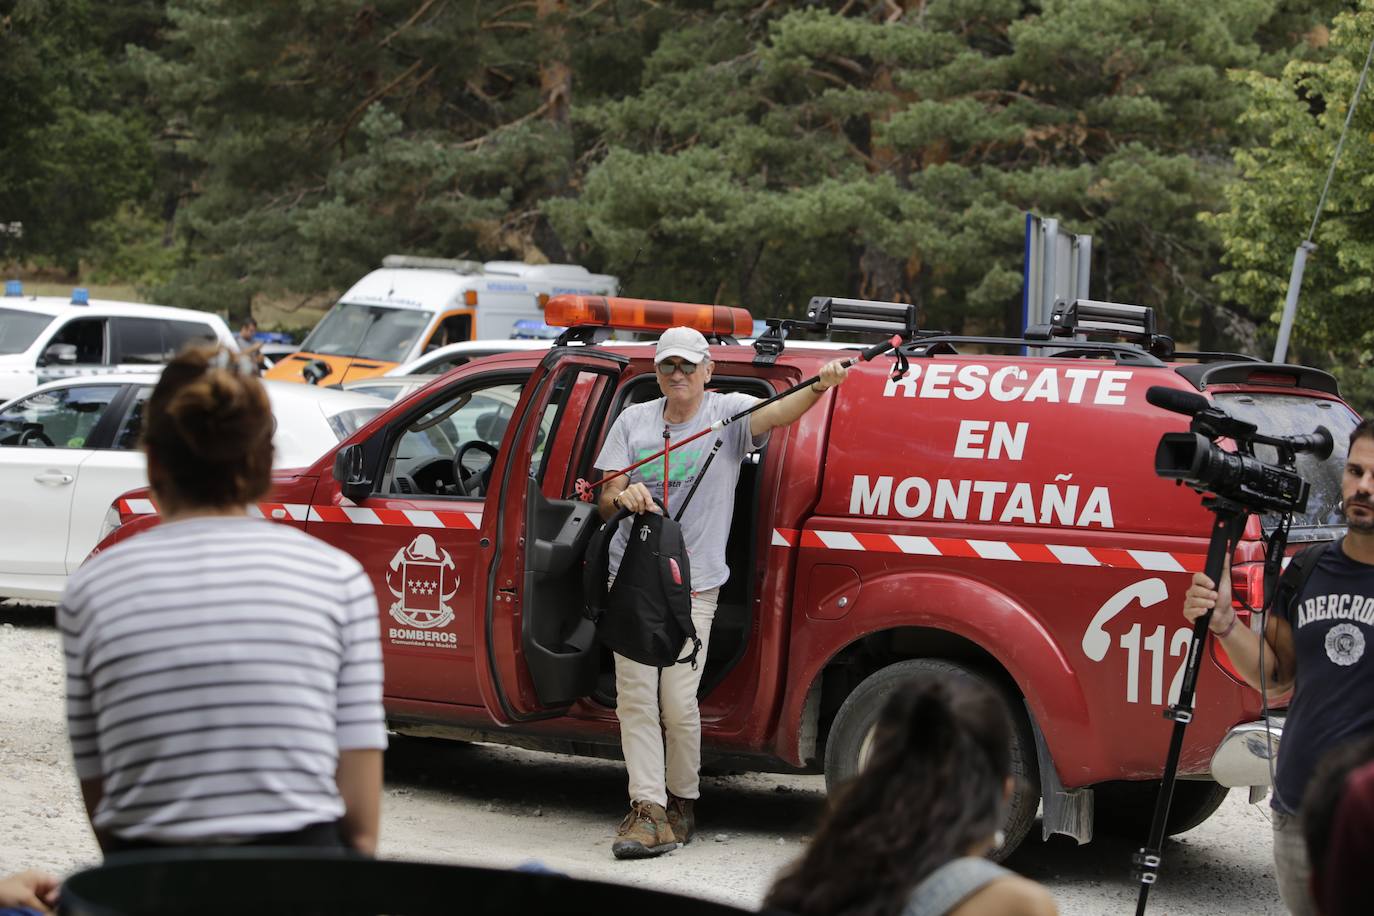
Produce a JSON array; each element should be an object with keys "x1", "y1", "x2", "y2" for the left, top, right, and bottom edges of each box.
[{"x1": 822, "y1": 658, "x2": 1040, "y2": 860}]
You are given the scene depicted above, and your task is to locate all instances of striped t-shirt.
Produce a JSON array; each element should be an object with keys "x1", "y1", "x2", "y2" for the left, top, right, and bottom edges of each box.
[{"x1": 61, "y1": 515, "x2": 387, "y2": 844}]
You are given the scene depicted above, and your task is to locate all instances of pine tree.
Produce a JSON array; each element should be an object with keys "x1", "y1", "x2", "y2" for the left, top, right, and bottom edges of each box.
[{"x1": 1207, "y1": 3, "x2": 1374, "y2": 411}]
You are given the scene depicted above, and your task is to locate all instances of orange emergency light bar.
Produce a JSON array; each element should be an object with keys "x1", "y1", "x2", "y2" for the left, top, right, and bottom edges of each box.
[{"x1": 544, "y1": 295, "x2": 753, "y2": 338}]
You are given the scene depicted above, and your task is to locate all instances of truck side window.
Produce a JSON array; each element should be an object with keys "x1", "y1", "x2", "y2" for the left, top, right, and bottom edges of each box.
[
  {"x1": 531, "y1": 369, "x2": 612, "y2": 498},
  {"x1": 112, "y1": 317, "x2": 167, "y2": 364},
  {"x1": 425, "y1": 314, "x2": 472, "y2": 353},
  {"x1": 165, "y1": 320, "x2": 219, "y2": 355},
  {"x1": 384, "y1": 380, "x2": 525, "y2": 499},
  {"x1": 47, "y1": 318, "x2": 108, "y2": 366}
]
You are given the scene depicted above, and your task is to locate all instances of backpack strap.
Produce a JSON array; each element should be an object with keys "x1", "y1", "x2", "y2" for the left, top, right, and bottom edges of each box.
[
  {"x1": 582, "y1": 504, "x2": 634, "y2": 623},
  {"x1": 673, "y1": 438, "x2": 724, "y2": 523},
  {"x1": 676, "y1": 635, "x2": 704, "y2": 669},
  {"x1": 1269, "y1": 539, "x2": 1332, "y2": 621}
]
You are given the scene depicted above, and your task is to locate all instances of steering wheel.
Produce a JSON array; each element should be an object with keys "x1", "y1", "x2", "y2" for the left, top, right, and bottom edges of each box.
[
  {"x1": 18, "y1": 427, "x2": 54, "y2": 447},
  {"x1": 452, "y1": 440, "x2": 499, "y2": 497}
]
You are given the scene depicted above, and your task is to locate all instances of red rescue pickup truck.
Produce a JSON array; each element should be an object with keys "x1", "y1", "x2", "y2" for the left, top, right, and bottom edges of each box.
[{"x1": 99, "y1": 295, "x2": 1361, "y2": 855}]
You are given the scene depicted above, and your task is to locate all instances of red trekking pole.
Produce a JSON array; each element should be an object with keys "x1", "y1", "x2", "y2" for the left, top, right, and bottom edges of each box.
[{"x1": 571, "y1": 334, "x2": 907, "y2": 502}]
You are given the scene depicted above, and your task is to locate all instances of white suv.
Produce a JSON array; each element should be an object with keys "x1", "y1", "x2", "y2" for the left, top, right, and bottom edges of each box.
[{"x1": 0, "y1": 284, "x2": 238, "y2": 401}]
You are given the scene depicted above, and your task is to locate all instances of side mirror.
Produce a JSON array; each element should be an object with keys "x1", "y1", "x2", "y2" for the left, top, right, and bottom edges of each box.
[
  {"x1": 333, "y1": 443, "x2": 372, "y2": 502},
  {"x1": 301, "y1": 358, "x2": 331, "y2": 385},
  {"x1": 40, "y1": 343, "x2": 78, "y2": 366}
]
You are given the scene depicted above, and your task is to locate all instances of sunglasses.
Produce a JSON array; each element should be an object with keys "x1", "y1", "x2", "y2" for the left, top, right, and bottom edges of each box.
[{"x1": 656, "y1": 359, "x2": 700, "y2": 376}]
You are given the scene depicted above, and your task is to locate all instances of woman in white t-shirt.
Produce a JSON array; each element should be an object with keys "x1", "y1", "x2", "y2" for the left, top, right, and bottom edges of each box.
[{"x1": 61, "y1": 345, "x2": 387, "y2": 854}]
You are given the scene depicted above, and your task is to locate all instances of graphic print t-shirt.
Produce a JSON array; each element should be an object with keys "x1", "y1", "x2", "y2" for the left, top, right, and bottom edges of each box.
[
  {"x1": 1273, "y1": 540, "x2": 1374, "y2": 813},
  {"x1": 594, "y1": 391, "x2": 767, "y2": 591}
]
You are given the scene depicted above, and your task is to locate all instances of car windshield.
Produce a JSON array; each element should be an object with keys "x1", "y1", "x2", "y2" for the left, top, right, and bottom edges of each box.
[
  {"x1": 0, "y1": 308, "x2": 54, "y2": 355},
  {"x1": 1212, "y1": 392, "x2": 1362, "y2": 537},
  {"x1": 299, "y1": 302, "x2": 430, "y2": 363}
]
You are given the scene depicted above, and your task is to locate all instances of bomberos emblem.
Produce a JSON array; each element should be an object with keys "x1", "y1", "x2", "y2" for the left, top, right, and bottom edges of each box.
[{"x1": 386, "y1": 533, "x2": 458, "y2": 630}]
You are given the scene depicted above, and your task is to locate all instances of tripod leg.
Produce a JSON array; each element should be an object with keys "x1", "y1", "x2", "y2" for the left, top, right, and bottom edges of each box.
[{"x1": 1134, "y1": 504, "x2": 1249, "y2": 915}]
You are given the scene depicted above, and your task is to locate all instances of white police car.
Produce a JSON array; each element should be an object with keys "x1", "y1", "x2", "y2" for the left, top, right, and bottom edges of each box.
[{"x1": 0, "y1": 282, "x2": 238, "y2": 401}]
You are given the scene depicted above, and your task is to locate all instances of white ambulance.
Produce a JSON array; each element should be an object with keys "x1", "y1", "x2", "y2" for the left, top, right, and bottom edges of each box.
[{"x1": 265, "y1": 256, "x2": 618, "y2": 386}]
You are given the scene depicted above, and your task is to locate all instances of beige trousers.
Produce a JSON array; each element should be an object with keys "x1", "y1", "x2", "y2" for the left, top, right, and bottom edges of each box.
[{"x1": 613, "y1": 587, "x2": 719, "y2": 808}]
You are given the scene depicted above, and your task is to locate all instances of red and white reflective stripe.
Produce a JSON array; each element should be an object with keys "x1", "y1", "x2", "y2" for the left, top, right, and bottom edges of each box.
[
  {"x1": 248, "y1": 503, "x2": 310, "y2": 522},
  {"x1": 119, "y1": 498, "x2": 156, "y2": 517},
  {"x1": 301, "y1": 505, "x2": 483, "y2": 529},
  {"x1": 118, "y1": 499, "x2": 482, "y2": 530},
  {"x1": 771, "y1": 527, "x2": 1202, "y2": 572}
]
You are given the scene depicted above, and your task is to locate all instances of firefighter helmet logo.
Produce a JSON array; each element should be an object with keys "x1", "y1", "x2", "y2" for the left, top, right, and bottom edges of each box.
[{"x1": 385, "y1": 534, "x2": 458, "y2": 630}]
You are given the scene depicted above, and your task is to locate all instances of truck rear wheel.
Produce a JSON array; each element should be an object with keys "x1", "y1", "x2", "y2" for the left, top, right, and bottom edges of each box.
[
  {"x1": 822, "y1": 658, "x2": 1040, "y2": 860},
  {"x1": 1094, "y1": 779, "x2": 1230, "y2": 837}
]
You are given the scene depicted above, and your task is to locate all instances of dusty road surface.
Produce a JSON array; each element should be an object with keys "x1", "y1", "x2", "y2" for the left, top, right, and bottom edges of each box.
[{"x1": 2, "y1": 600, "x2": 1284, "y2": 914}]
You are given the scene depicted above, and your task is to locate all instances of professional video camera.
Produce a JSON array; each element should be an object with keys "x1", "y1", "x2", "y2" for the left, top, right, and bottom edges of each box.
[
  {"x1": 1147, "y1": 386, "x2": 1333, "y2": 514},
  {"x1": 1132, "y1": 385, "x2": 1333, "y2": 915}
]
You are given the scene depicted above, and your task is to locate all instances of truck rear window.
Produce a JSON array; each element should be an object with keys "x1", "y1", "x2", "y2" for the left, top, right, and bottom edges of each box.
[{"x1": 1211, "y1": 392, "x2": 1361, "y2": 536}]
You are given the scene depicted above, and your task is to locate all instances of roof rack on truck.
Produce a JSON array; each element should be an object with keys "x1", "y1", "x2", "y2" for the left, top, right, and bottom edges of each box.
[
  {"x1": 751, "y1": 296, "x2": 919, "y2": 366},
  {"x1": 749, "y1": 295, "x2": 1266, "y2": 369}
]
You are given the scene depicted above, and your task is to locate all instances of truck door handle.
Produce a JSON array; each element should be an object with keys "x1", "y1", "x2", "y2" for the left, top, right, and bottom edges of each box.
[{"x1": 34, "y1": 471, "x2": 74, "y2": 486}]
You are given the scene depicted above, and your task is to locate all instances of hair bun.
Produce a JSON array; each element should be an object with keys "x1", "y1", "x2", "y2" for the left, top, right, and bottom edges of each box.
[
  {"x1": 167, "y1": 369, "x2": 271, "y2": 463},
  {"x1": 144, "y1": 344, "x2": 275, "y2": 508}
]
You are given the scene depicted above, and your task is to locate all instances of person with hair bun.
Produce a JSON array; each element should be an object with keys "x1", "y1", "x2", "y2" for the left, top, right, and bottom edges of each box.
[
  {"x1": 765, "y1": 674, "x2": 1056, "y2": 916},
  {"x1": 60, "y1": 345, "x2": 387, "y2": 855}
]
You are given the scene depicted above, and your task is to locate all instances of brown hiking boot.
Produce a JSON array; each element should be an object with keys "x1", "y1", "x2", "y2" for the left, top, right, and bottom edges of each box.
[
  {"x1": 612, "y1": 800, "x2": 679, "y2": 859},
  {"x1": 666, "y1": 793, "x2": 695, "y2": 845}
]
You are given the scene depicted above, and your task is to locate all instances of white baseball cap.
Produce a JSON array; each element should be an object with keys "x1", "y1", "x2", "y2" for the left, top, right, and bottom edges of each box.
[{"x1": 655, "y1": 326, "x2": 710, "y2": 364}]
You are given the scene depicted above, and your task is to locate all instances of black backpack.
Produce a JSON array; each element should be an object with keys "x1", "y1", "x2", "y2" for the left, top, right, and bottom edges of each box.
[{"x1": 583, "y1": 501, "x2": 703, "y2": 669}]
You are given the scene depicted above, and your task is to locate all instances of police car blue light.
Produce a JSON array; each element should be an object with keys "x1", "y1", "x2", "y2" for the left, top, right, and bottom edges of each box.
[
  {"x1": 510, "y1": 319, "x2": 563, "y2": 340},
  {"x1": 70, "y1": 288, "x2": 90, "y2": 305},
  {"x1": 3, "y1": 280, "x2": 21, "y2": 297}
]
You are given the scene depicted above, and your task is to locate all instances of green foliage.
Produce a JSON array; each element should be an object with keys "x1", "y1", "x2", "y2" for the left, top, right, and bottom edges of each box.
[
  {"x1": 83, "y1": 203, "x2": 183, "y2": 290},
  {"x1": 1330, "y1": 362, "x2": 1374, "y2": 417},
  {"x1": 0, "y1": 0, "x2": 163, "y2": 268},
  {"x1": 551, "y1": 0, "x2": 1352, "y2": 334},
  {"x1": 131, "y1": 0, "x2": 647, "y2": 318},
  {"x1": 0, "y1": 0, "x2": 1363, "y2": 357},
  {"x1": 1209, "y1": 2, "x2": 1374, "y2": 392}
]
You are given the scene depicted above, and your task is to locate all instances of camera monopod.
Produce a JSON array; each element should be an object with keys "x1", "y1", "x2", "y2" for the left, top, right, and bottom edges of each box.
[
  {"x1": 570, "y1": 334, "x2": 909, "y2": 503},
  {"x1": 1133, "y1": 386, "x2": 1333, "y2": 915}
]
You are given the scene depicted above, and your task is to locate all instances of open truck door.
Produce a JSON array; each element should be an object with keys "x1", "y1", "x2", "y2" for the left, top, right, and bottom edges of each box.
[
  {"x1": 481, "y1": 348, "x2": 628, "y2": 722},
  {"x1": 306, "y1": 364, "x2": 538, "y2": 712}
]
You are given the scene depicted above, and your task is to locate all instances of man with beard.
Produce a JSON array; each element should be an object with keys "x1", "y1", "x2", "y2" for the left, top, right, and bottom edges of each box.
[{"x1": 1184, "y1": 419, "x2": 1374, "y2": 916}]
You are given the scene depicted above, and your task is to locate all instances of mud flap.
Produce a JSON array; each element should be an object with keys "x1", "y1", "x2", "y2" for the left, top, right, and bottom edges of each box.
[{"x1": 1028, "y1": 703, "x2": 1094, "y2": 845}]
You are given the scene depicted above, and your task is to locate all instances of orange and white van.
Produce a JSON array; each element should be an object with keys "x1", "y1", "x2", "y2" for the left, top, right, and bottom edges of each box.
[{"x1": 266, "y1": 256, "x2": 617, "y2": 386}]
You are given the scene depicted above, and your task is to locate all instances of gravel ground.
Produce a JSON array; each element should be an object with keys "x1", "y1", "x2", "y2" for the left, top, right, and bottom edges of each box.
[{"x1": 0, "y1": 600, "x2": 1284, "y2": 913}]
